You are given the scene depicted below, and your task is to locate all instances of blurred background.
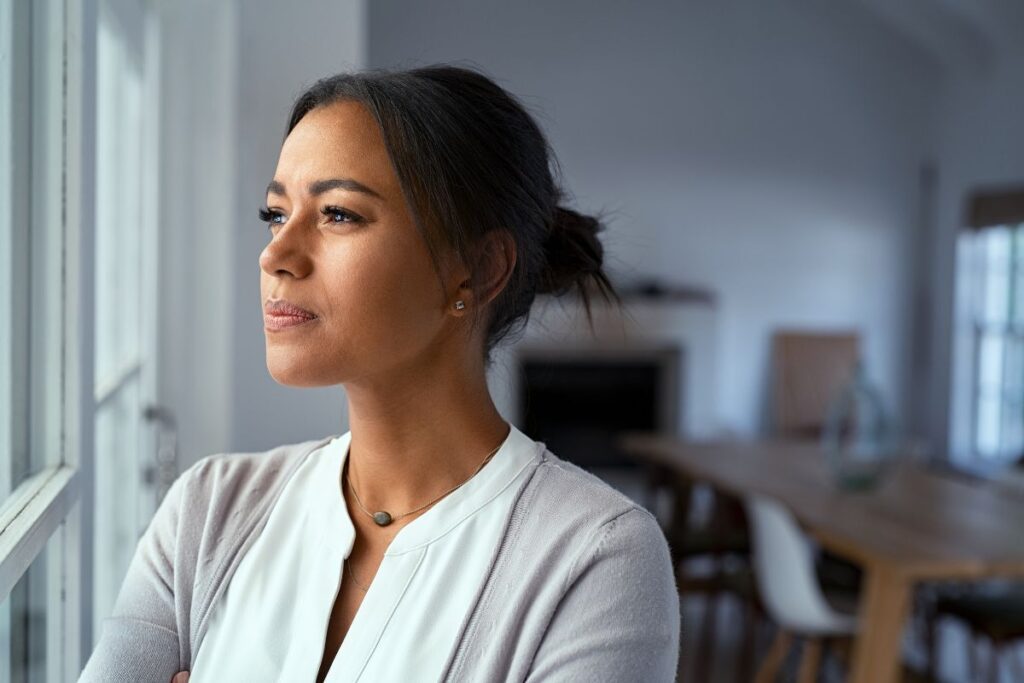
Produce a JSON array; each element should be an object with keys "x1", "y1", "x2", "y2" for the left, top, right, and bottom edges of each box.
[{"x1": 2, "y1": 0, "x2": 1024, "y2": 681}]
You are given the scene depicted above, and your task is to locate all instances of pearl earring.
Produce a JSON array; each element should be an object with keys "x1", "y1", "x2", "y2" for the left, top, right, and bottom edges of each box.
[{"x1": 454, "y1": 300, "x2": 466, "y2": 310}]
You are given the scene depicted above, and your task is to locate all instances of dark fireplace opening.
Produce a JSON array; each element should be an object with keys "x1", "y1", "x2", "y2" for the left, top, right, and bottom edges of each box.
[{"x1": 516, "y1": 347, "x2": 682, "y2": 472}]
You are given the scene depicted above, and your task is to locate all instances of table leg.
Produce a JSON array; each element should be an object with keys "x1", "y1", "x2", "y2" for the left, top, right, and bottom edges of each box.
[
  {"x1": 797, "y1": 637, "x2": 822, "y2": 683},
  {"x1": 848, "y1": 565, "x2": 911, "y2": 683}
]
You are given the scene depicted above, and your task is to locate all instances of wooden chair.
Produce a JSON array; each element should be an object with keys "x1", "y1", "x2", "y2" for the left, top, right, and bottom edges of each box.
[
  {"x1": 924, "y1": 582, "x2": 1024, "y2": 682},
  {"x1": 646, "y1": 463, "x2": 762, "y2": 682},
  {"x1": 769, "y1": 330, "x2": 865, "y2": 595},
  {"x1": 770, "y1": 330, "x2": 861, "y2": 439}
]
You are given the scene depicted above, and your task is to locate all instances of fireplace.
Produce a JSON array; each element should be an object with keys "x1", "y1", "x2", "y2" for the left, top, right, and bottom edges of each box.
[{"x1": 516, "y1": 345, "x2": 682, "y2": 471}]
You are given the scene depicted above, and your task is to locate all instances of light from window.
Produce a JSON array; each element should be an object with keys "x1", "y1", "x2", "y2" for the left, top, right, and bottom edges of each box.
[{"x1": 964, "y1": 224, "x2": 1024, "y2": 461}]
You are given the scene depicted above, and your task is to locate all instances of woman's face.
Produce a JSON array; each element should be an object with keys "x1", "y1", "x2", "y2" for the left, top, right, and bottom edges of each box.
[{"x1": 259, "y1": 100, "x2": 461, "y2": 387}]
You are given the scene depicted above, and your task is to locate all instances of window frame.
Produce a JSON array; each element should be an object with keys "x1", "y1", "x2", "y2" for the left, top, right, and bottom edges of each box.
[{"x1": 0, "y1": 0, "x2": 97, "y2": 679}]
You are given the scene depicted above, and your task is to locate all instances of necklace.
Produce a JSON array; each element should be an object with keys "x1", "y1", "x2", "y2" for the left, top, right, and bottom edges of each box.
[
  {"x1": 344, "y1": 427, "x2": 507, "y2": 527},
  {"x1": 346, "y1": 559, "x2": 370, "y2": 592}
]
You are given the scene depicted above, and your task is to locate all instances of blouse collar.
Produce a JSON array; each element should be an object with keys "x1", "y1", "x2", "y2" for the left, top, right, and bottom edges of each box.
[{"x1": 322, "y1": 422, "x2": 543, "y2": 556}]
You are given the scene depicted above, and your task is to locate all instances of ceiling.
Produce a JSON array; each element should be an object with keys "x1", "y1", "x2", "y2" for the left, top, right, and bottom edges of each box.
[{"x1": 852, "y1": 0, "x2": 1024, "y2": 71}]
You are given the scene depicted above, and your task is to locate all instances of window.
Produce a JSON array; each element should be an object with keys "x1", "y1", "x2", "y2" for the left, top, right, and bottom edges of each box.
[
  {"x1": 952, "y1": 187, "x2": 1024, "y2": 463},
  {"x1": 2, "y1": 0, "x2": 176, "y2": 676},
  {"x1": 959, "y1": 224, "x2": 1024, "y2": 460},
  {"x1": 92, "y1": 0, "x2": 163, "y2": 640},
  {"x1": 950, "y1": 214, "x2": 1024, "y2": 464},
  {"x1": 0, "y1": 1, "x2": 94, "y2": 680}
]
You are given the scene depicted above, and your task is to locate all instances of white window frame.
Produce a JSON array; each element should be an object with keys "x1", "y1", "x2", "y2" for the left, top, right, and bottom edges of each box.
[{"x1": 0, "y1": 0, "x2": 97, "y2": 679}]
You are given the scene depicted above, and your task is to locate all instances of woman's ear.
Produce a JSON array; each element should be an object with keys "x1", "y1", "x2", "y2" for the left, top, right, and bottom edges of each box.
[
  {"x1": 444, "y1": 259, "x2": 474, "y2": 316},
  {"x1": 472, "y1": 230, "x2": 516, "y2": 308},
  {"x1": 444, "y1": 230, "x2": 515, "y2": 316}
]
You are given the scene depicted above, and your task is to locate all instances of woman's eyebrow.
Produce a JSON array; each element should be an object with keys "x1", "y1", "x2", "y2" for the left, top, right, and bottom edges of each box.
[{"x1": 265, "y1": 178, "x2": 384, "y2": 201}]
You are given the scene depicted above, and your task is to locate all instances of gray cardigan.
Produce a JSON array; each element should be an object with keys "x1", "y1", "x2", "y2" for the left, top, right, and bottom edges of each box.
[{"x1": 79, "y1": 435, "x2": 681, "y2": 682}]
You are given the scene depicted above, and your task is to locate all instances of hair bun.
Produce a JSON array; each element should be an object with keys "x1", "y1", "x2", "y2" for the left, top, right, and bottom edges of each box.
[{"x1": 539, "y1": 206, "x2": 606, "y2": 297}]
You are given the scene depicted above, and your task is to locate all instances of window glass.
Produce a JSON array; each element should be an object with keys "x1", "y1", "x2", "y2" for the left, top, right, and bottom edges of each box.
[
  {"x1": 0, "y1": 0, "x2": 68, "y2": 510},
  {"x1": 0, "y1": 526, "x2": 57, "y2": 682},
  {"x1": 0, "y1": 0, "x2": 33, "y2": 507},
  {"x1": 968, "y1": 223, "x2": 1024, "y2": 460},
  {"x1": 92, "y1": 0, "x2": 161, "y2": 640}
]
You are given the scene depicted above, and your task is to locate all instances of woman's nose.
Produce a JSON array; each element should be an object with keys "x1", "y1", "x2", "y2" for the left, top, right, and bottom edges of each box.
[{"x1": 259, "y1": 216, "x2": 314, "y2": 279}]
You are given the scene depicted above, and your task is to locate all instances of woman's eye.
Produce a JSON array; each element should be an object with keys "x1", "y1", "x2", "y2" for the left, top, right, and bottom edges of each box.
[
  {"x1": 322, "y1": 206, "x2": 364, "y2": 224},
  {"x1": 257, "y1": 205, "x2": 364, "y2": 231},
  {"x1": 258, "y1": 206, "x2": 285, "y2": 230}
]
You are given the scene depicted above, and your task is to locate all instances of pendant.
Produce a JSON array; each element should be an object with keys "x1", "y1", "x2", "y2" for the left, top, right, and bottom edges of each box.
[{"x1": 373, "y1": 511, "x2": 393, "y2": 526}]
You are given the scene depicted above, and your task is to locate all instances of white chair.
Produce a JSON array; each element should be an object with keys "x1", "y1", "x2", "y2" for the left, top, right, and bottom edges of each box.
[{"x1": 744, "y1": 494, "x2": 858, "y2": 683}]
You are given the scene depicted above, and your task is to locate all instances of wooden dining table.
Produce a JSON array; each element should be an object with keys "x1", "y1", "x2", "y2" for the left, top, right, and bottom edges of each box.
[{"x1": 619, "y1": 432, "x2": 1024, "y2": 683}]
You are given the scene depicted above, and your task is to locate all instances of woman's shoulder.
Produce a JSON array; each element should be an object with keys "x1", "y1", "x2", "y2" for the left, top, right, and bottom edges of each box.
[
  {"x1": 446, "y1": 447, "x2": 680, "y2": 681},
  {"x1": 506, "y1": 446, "x2": 672, "y2": 577},
  {"x1": 163, "y1": 435, "x2": 337, "y2": 565},
  {"x1": 182, "y1": 434, "x2": 336, "y2": 499},
  {"x1": 524, "y1": 447, "x2": 661, "y2": 530}
]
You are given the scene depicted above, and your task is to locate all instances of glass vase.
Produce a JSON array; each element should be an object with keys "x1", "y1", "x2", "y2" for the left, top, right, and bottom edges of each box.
[{"x1": 821, "y1": 360, "x2": 895, "y2": 491}]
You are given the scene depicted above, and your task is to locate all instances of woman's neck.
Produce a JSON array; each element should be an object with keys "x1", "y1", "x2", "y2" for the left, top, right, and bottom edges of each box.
[{"x1": 342, "y1": 368, "x2": 510, "y2": 515}]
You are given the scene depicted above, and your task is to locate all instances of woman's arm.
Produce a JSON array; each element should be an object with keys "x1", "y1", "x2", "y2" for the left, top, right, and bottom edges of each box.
[
  {"x1": 524, "y1": 507, "x2": 681, "y2": 682},
  {"x1": 78, "y1": 466, "x2": 195, "y2": 683}
]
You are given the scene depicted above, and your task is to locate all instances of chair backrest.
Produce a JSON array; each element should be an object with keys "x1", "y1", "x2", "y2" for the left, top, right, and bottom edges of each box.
[
  {"x1": 771, "y1": 331, "x2": 860, "y2": 438},
  {"x1": 743, "y1": 494, "x2": 857, "y2": 635}
]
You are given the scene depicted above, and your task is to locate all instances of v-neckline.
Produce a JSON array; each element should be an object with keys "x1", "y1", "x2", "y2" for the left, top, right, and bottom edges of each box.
[{"x1": 316, "y1": 423, "x2": 542, "y2": 681}]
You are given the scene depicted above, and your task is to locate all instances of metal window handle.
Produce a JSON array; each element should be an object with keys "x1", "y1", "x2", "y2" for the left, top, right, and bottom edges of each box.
[
  {"x1": 143, "y1": 404, "x2": 177, "y2": 430},
  {"x1": 143, "y1": 404, "x2": 179, "y2": 502}
]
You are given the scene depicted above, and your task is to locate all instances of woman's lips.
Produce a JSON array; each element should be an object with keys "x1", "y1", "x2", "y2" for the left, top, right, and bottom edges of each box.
[
  {"x1": 264, "y1": 312, "x2": 319, "y2": 331},
  {"x1": 263, "y1": 298, "x2": 318, "y2": 331}
]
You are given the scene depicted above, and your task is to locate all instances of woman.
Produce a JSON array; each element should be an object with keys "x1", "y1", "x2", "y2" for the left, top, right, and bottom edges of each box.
[{"x1": 80, "y1": 64, "x2": 680, "y2": 682}]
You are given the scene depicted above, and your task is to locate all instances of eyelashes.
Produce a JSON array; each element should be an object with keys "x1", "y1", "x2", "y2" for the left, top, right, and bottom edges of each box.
[
  {"x1": 258, "y1": 206, "x2": 284, "y2": 226},
  {"x1": 258, "y1": 205, "x2": 365, "y2": 230}
]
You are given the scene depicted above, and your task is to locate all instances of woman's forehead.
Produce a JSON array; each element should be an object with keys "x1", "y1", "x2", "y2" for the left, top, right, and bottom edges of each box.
[{"x1": 275, "y1": 101, "x2": 398, "y2": 199}]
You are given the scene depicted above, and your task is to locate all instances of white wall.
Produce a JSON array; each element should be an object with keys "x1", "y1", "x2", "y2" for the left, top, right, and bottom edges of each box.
[
  {"x1": 368, "y1": 0, "x2": 941, "y2": 436},
  {"x1": 157, "y1": 0, "x2": 238, "y2": 467}
]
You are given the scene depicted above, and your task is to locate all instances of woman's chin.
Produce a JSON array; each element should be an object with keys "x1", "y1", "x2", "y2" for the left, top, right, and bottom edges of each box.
[{"x1": 266, "y1": 356, "x2": 329, "y2": 387}]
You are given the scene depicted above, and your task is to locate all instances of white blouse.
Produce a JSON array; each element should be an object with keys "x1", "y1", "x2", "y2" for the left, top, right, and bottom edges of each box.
[{"x1": 189, "y1": 422, "x2": 543, "y2": 682}]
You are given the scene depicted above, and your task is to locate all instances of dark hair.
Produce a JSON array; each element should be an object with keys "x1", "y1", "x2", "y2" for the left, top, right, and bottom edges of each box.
[{"x1": 284, "y1": 63, "x2": 621, "y2": 367}]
